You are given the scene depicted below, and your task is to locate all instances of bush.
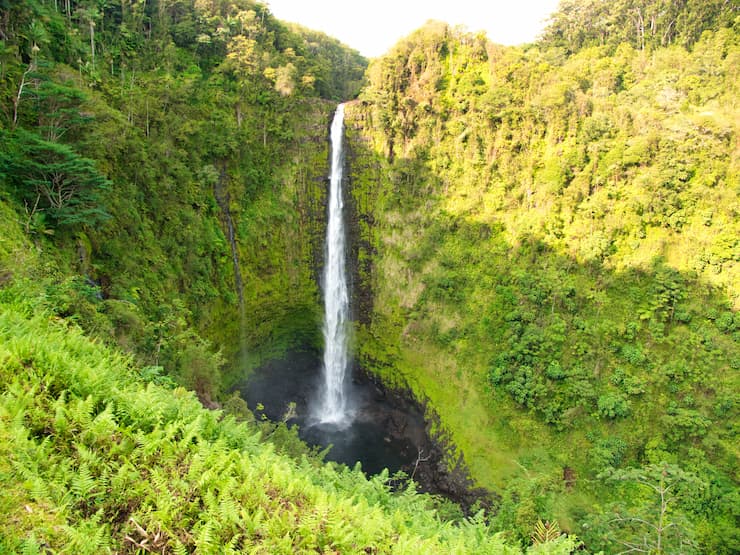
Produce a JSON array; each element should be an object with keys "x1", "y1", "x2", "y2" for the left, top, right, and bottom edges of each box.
[{"x1": 597, "y1": 393, "x2": 630, "y2": 419}]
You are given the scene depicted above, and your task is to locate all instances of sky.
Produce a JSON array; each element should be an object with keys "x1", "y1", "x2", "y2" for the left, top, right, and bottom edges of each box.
[{"x1": 265, "y1": 0, "x2": 562, "y2": 58}]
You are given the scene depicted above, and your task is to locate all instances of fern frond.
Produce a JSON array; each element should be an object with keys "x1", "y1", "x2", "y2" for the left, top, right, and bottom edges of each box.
[
  {"x1": 531, "y1": 519, "x2": 561, "y2": 545},
  {"x1": 71, "y1": 463, "x2": 97, "y2": 499},
  {"x1": 20, "y1": 535, "x2": 41, "y2": 555}
]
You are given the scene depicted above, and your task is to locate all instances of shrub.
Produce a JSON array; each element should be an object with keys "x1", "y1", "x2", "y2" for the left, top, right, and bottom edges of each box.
[{"x1": 597, "y1": 393, "x2": 630, "y2": 419}]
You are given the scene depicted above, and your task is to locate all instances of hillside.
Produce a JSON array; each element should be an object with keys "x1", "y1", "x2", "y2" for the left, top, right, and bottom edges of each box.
[
  {"x1": 0, "y1": 0, "x2": 369, "y2": 400},
  {"x1": 344, "y1": 7, "x2": 738, "y2": 553},
  {"x1": 0, "y1": 276, "x2": 584, "y2": 553}
]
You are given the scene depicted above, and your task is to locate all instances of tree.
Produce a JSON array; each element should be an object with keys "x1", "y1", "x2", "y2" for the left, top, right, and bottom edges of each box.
[
  {"x1": 0, "y1": 129, "x2": 110, "y2": 227},
  {"x1": 25, "y1": 73, "x2": 92, "y2": 142},
  {"x1": 540, "y1": 0, "x2": 737, "y2": 53},
  {"x1": 600, "y1": 463, "x2": 702, "y2": 554},
  {"x1": 72, "y1": 5, "x2": 101, "y2": 68}
]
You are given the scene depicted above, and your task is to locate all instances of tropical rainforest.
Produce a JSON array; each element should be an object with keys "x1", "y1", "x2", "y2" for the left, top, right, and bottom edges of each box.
[{"x1": 0, "y1": 0, "x2": 737, "y2": 553}]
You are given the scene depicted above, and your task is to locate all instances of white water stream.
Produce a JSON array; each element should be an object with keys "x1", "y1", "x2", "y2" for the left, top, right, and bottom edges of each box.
[{"x1": 317, "y1": 104, "x2": 351, "y2": 425}]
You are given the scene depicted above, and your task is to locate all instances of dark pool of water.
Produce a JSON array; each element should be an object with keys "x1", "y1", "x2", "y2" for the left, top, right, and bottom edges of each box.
[{"x1": 236, "y1": 351, "x2": 425, "y2": 476}]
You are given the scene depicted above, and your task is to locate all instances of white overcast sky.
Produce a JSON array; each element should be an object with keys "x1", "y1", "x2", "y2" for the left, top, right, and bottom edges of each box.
[{"x1": 265, "y1": 0, "x2": 561, "y2": 57}]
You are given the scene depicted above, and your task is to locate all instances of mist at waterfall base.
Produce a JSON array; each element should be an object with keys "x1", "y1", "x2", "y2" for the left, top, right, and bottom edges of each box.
[{"x1": 239, "y1": 352, "x2": 424, "y2": 477}]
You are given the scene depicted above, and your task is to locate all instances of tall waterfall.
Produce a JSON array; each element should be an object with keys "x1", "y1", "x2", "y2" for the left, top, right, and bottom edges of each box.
[{"x1": 317, "y1": 103, "x2": 351, "y2": 425}]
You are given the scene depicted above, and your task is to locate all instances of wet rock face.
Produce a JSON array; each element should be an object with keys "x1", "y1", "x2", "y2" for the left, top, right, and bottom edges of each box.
[
  {"x1": 413, "y1": 455, "x2": 494, "y2": 515},
  {"x1": 355, "y1": 371, "x2": 494, "y2": 515},
  {"x1": 238, "y1": 351, "x2": 494, "y2": 515}
]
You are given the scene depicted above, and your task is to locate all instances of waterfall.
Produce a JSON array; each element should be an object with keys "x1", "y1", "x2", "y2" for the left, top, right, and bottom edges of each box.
[{"x1": 317, "y1": 103, "x2": 351, "y2": 425}]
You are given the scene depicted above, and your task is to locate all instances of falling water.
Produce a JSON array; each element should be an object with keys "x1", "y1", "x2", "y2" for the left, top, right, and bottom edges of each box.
[{"x1": 317, "y1": 103, "x2": 351, "y2": 425}]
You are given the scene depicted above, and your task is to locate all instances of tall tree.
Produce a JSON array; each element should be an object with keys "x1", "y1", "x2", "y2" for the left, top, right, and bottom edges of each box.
[{"x1": 0, "y1": 129, "x2": 110, "y2": 227}]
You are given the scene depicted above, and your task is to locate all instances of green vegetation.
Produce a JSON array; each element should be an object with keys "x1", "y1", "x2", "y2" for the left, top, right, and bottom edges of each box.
[
  {"x1": 0, "y1": 0, "x2": 737, "y2": 552},
  {"x1": 0, "y1": 284, "x2": 580, "y2": 553},
  {"x1": 346, "y1": 2, "x2": 738, "y2": 552},
  {"x1": 542, "y1": 0, "x2": 736, "y2": 53}
]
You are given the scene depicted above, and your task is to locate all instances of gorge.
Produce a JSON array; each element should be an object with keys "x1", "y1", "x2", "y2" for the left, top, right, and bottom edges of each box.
[
  {"x1": 239, "y1": 102, "x2": 486, "y2": 507},
  {"x1": 0, "y1": 1, "x2": 737, "y2": 553}
]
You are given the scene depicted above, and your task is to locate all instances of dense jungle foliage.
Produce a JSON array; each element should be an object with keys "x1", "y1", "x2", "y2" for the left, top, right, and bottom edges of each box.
[
  {"x1": 345, "y1": 2, "x2": 738, "y2": 553},
  {"x1": 0, "y1": 0, "x2": 367, "y2": 403},
  {"x1": 0, "y1": 0, "x2": 737, "y2": 552}
]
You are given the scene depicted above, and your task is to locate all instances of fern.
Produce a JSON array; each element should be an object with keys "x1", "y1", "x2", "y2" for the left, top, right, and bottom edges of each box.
[
  {"x1": 0, "y1": 300, "x2": 564, "y2": 553},
  {"x1": 195, "y1": 520, "x2": 219, "y2": 554},
  {"x1": 172, "y1": 538, "x2": 190, "y2": 555},
  {"x1": 52, "y1": 391, "x2": 69, "y2": 437},
  {"x1": 28, "y1": 476, "x2": 52, "y2": 503},
  {"x1": 71, "y1": 463, "x2": 97, "y2": 499},
  {"x1": 531, "y1": 519, "x2": 562, "y2": 545},
  {"x1": 60, "y1": 510, "x2": 111, "y2": 554},
  {"x1": 67, "y1": 396, "x2": 95, "y2": 432},
  {"x1": 85, "y1": 403, "x2": 117, "y2": 446},
  {"x1": 20, "y1": 536, "x2": 41, "y2": 555},
  {"x1": 218, "y1": 490, "x2": 241, "y2": 526},
  {"x1": 74, "y1": 443, "x2": 101, "y2": 468}
]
